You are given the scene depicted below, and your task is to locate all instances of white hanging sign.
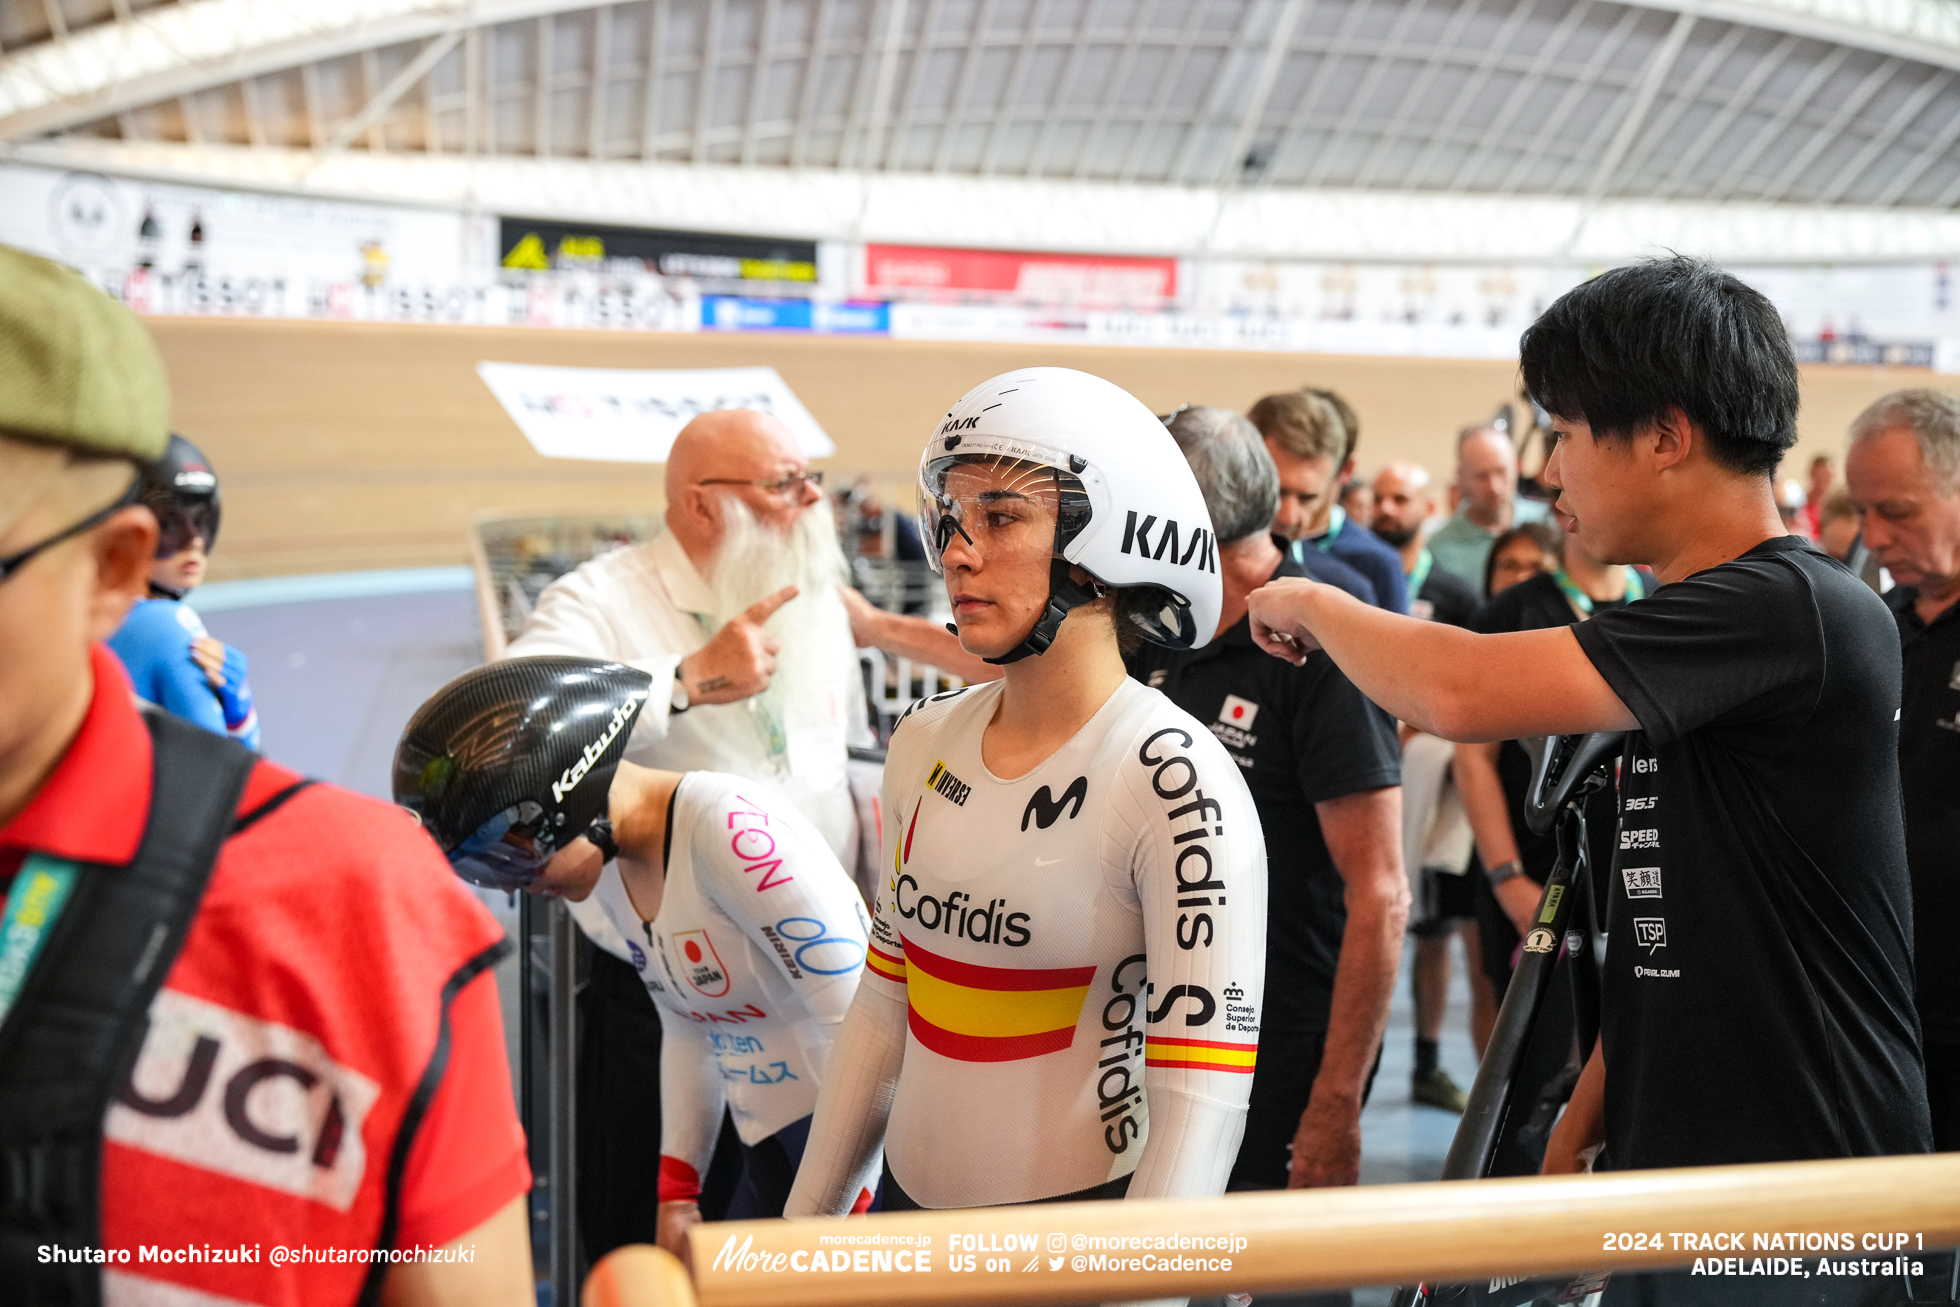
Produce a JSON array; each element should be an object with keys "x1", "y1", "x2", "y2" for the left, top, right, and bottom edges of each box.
[{"x1": 475, "y1": 362, "x2": 834, "y2": 462}]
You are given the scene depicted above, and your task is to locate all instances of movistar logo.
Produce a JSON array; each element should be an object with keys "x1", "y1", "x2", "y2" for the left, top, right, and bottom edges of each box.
[
  {"x1": 552, "y1": 700, "x2": 636, "y2": 803},
  {"x1": 1021, "y1": 776, "x2": 1087, "y2": 830}
]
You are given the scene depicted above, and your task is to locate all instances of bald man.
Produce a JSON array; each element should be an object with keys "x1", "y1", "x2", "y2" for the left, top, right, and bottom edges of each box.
[
  {"x1": 517, "y1": 408, "x2": 982, "y2": 857},
  {"x1": 506, "y1": 408, "x2": 985, "y2": 1258},
  {"x1": 1372, "y1": 461, "x2": 1481, "y2": 628},
  {"x1": 1425, "y1": 426, "x2": 1549, "y2": 588}
]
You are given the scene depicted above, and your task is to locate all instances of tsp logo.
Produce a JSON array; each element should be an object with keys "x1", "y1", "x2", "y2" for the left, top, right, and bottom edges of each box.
[{"x1": 1633, "y1": 918, "x2": 1668, "y2": 953}]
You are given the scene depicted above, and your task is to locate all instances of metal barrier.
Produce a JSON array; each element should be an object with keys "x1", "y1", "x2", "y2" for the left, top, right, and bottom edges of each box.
[
  {"x1": 581, "y1": 1152, "x2": 1960, "y2": 1307},
  {"x1": 858, "y1": 646, "x2": 963, "y2": 740},
  {"x1": 471, "y1": 510, "x2": 663, "y2": 659}
]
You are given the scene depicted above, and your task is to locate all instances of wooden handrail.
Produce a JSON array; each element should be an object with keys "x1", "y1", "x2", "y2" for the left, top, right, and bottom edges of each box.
[
  {"x1": 583, "y1": 1246, "x2": 696, "y2": 1307},
  {"x1": 583, "y1": 1153, "x2": 1960, "y2": 1307},
  {"x1": 465, "y1": 517, "x2": 508, "y2": 662}
]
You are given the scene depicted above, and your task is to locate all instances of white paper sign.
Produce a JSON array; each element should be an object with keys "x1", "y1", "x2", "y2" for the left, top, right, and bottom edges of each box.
[{"x1": 475, "y1": 362, "x2": 834, "y2": 462}]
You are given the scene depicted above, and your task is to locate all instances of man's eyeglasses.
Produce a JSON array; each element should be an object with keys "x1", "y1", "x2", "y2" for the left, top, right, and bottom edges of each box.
[
  {"x1": 0, "y1": 475, "x2": 144, "y2": 587},
  {"x1": 697, "y1": 470, "x2": 824, "y2": 501}
]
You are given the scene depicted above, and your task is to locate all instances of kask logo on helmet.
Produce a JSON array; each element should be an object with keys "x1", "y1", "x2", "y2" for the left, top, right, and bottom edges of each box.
[
  {"x1": 1119, "y1": 512, "x2": 1216, "y2": 574},
  {"x1": 551, "y1": 698, "x2": 636, "y2": 803}
]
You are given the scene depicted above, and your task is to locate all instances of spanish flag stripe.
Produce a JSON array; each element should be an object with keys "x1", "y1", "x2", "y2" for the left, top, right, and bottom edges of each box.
[
  {"x1": 1145, "y1": 1036, "x2": 1258, "y2": 1072},
  {"x1": 906, "y1": 955, "x2": 1089, "y2": 1037},
  {"x1": 908, "y1": 1008, "x2": 1077, "y2": 1062},
  {"x1": 865, "y1": 943, "x2": 907, "y2": 983},
  {"x1": 1146, "y1": 1037, "x2": 1260, "y2": 1054},
  {"x1": 1145, "y1": 1056, "x2": 1257, "y2": 1073},
  {"x1": 901, "y1": 934, "x2": 1097, "y2": 992}
]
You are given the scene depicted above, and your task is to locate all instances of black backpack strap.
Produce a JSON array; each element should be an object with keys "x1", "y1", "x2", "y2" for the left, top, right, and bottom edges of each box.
[
  {"x1": 0, "y1": 710, "x2": 254, "y2": 1307},
  {"x1": 353, "y1": 936, "x2": 512, "y2": 1307}
]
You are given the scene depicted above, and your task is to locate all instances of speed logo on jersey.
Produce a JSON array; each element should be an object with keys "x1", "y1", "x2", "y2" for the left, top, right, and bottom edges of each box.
[
  {"x1": 901, "y1": 934, "x2": 1094, "y2": 1062},
  {"x1": 673, "y1": 929, "x2": 731, "y2": 997}
]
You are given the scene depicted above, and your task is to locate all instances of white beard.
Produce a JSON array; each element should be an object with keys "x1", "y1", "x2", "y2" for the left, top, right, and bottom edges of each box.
[{"x1": 706, "y1": 492, "x2": 858, "y2": 743}]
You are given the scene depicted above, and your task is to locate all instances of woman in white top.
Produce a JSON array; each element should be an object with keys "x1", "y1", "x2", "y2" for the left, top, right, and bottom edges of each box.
[
  {"x1": 786, "y1": 367, "x2": 1268, "y2": 1219},
  {"x1": 395, "y1": 656, "x2": 870, "y2": 1261}
]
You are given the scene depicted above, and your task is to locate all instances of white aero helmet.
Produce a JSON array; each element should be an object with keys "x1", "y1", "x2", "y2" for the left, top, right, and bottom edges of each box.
[{"x1": 918, "y1": 367, "x2": 1223, "y2": 664}]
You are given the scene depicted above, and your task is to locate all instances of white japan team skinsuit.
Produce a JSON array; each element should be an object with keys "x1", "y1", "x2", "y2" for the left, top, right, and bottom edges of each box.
[
  {"x1": 587, "y1": 772, "x2": 870, "y2": 1191},
  {"x1": 787, "y1": 676, "x2": 1266, "y2": 1214}
]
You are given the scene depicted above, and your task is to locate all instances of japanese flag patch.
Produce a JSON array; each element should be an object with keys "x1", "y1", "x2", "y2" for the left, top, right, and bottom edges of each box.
[{"x1": 1218, "y1": 694, "x2": 1260, "y2": 729}]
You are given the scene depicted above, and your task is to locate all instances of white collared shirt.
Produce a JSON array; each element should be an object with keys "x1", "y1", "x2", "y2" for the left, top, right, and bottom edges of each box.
[{"x1": 507, "y1": 527, "x2": 872, "y2": 955}]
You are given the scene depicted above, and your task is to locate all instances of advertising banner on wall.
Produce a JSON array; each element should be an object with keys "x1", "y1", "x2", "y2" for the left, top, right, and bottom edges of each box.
[
  {"x1": 475, "y1": 362, "x2": 834, "y2": 462},
  {"x1": 702, "y1": 296, "x2": 890, "y2": 333},
  {"x1": 0, "y1": 162, "x2": 700, "y2": 332},
  {"x1": 499, "y1": 217, "x2": 819, "y2": 284},
  {"x1": 865, "y1": 244, "x2": 1177, "y2": 306}
]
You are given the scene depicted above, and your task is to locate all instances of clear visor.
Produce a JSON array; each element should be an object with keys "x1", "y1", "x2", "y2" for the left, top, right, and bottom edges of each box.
[{"x1": 917, "y1": 453, "x2": 1089, "y2": 575}]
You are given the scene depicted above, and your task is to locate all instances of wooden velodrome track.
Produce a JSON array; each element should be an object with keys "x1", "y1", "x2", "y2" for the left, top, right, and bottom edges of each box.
[{"x1": 147, "y1": 315, "x2": 1930, "y2": 581}]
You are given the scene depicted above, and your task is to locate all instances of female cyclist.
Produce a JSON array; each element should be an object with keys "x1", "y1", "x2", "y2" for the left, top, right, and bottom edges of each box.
[
  {"x1": 787, "y1": 367, "x2": 1268, "y2": 1217},
  {"x1": 394, "y1": 656, "x2": 872, "y2": 1259}
]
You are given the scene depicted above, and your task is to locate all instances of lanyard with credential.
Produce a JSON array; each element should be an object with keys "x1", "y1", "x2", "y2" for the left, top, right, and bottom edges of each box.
[
  {"x1": 1309, "y1": 504, "x2": 1347, "y2": 555},
  {"x1": 1554, "y1": 567, "x2": 1646, "y2": 619},
  {"x1": 0, "y1": 853, "x2": 81, "y2": 1028},
  {"x1": 1408, "y1": 547, "x2": 1435, "y2": 597}
]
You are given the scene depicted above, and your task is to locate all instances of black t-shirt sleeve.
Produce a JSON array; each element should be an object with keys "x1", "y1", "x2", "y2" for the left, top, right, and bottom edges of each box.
[
  {"x1": 1470, "y1": 580, "x2": 1531, "y2": 635},
  {"x1": 1290, "y1": 656, "x2": 1401, "y2": 803},
  {"x1": 1421, "y1": 569, "x2": 1484, "y2": 629},
  {"x1": 1570, "y1": 557, "x2": 1826, "y2": 747}
]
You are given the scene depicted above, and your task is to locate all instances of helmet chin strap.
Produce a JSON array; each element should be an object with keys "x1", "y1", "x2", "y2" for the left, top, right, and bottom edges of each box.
[
  {"x1": 148, "y1": 580, "x2": 186, "y2": 601},
  {"x1": 982, "y1": 558, "x2": 1102, "y2": 666}
]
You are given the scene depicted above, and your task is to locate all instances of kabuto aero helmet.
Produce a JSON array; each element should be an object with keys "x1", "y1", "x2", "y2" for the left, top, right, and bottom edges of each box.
[
  {"x1": 393, "y1": 656, "x2": 650, "y2": 889},
  {"x1": 919, "y1": 367, "x2": 1223, "y2": 663}
]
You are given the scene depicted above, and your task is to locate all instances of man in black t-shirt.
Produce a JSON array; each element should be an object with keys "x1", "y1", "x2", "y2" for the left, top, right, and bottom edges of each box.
[
  {"x1": 1136, "y1": 407, "x2": 1405, "y2": 1227},
  {"x1": 1847, "y1": 388, "x2": 1960, "y2": 1151},
  {"x1": 1455, "y1": 541, "x2": 1640, "y2": 1175},
  {"x1": 1246, "y1": 257, "x2": 1931, "y2": 1177}
]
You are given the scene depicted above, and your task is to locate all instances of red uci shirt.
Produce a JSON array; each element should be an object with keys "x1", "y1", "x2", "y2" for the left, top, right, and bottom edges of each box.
[{"x1": 0, "y1": 648, "x2": 530, "y2": 1304}]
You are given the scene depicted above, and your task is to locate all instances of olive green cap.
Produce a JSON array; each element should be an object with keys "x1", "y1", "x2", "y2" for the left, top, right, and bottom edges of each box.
[{"x1": 0, "y1": 243, "x2": 170, "y2": 461}]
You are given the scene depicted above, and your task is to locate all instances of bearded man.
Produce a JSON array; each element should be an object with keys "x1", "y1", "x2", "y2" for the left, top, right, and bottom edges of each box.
[{"x1": 505, "y1": 407, "x2": 987, "y2": 1259}]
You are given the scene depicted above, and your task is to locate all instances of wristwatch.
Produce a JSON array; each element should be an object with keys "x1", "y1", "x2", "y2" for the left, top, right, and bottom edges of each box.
[
  {"x1": 670, "y1": 664, "x2": 690, "y2": 714},
  {"x1": 1484, "y1": 859, "x2": 1525, "y2": 886},
  {"x1": 585, "y1": 817, "x2": 620, "y2": 863}
]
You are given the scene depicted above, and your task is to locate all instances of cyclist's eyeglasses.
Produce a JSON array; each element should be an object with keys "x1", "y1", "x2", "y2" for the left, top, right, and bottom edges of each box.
[
  {"x1": 0, "y1": 475, "x2": 144, "y2": 587},
  {"x1": 697, "y1": 470, "x2": 824, "y2": 501}
]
